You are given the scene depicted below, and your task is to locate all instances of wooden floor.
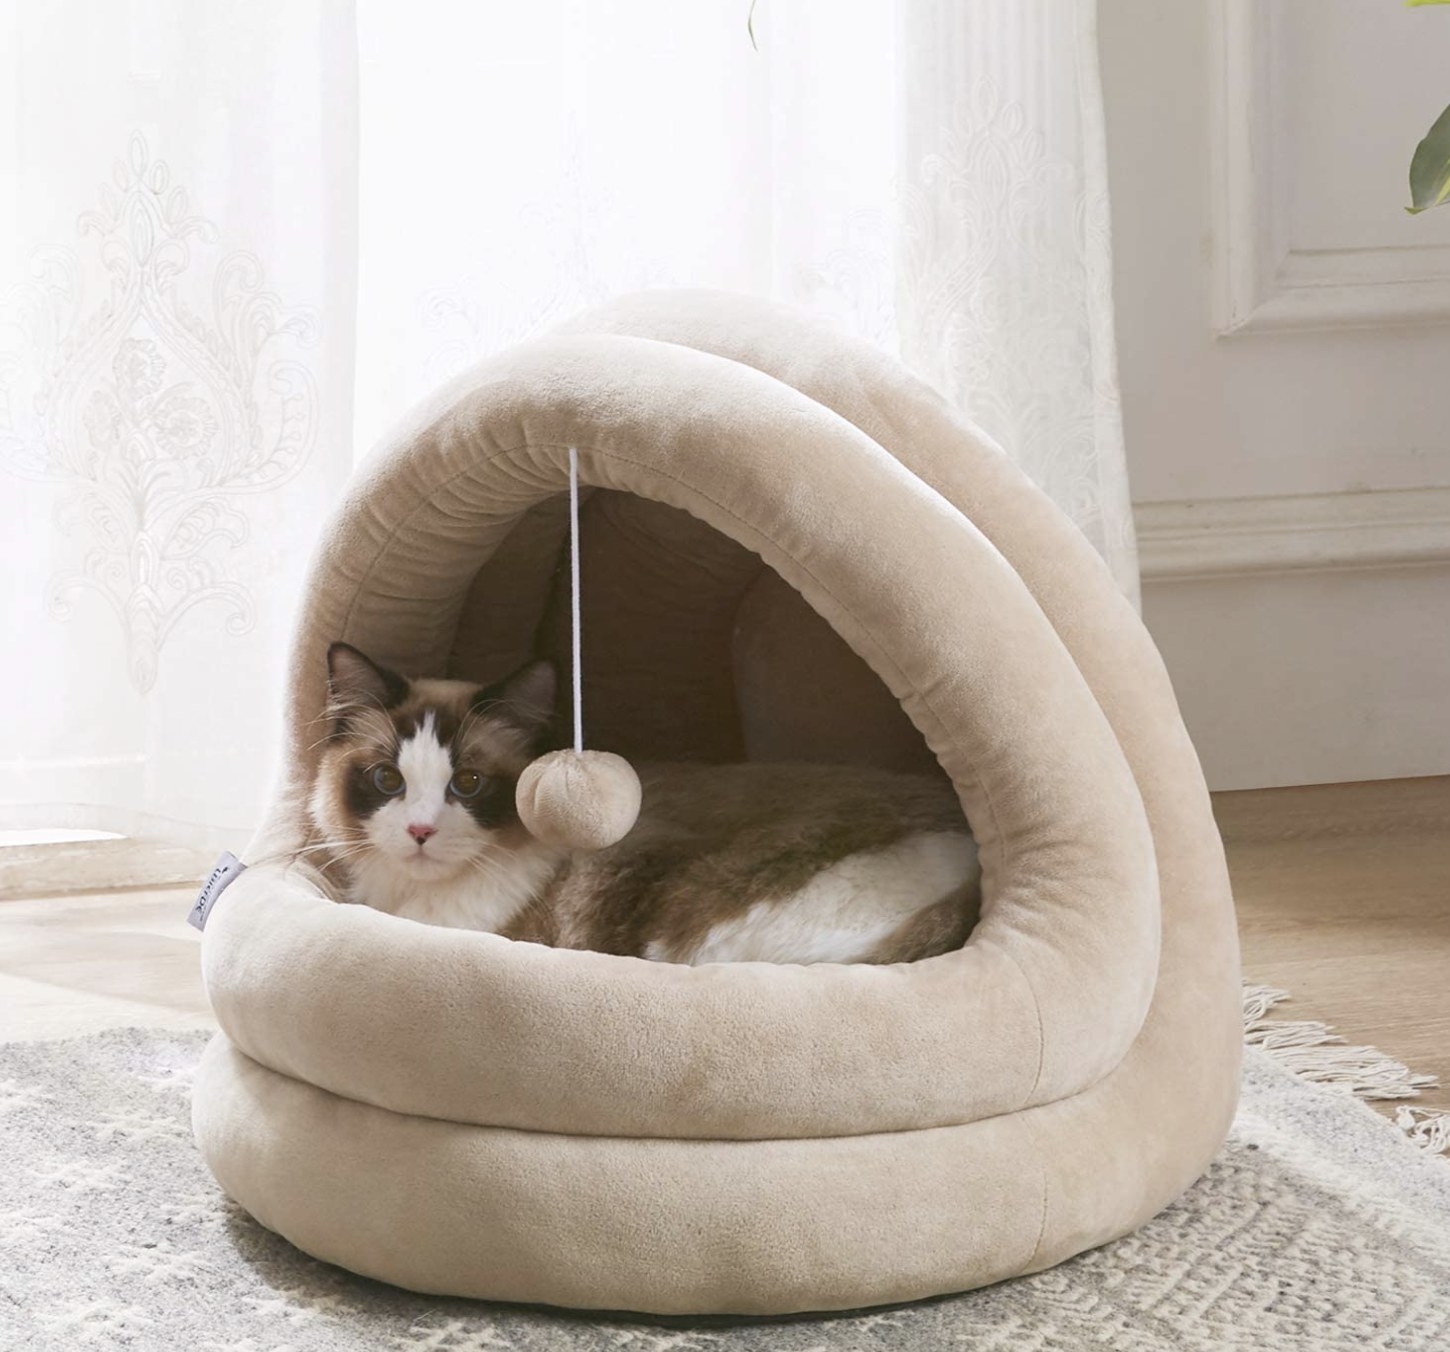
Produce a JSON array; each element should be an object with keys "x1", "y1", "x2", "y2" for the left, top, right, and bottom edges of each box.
[
  {"x1": 1218, "y1": 774, "x2": 1450, "y2": 1113},
  {"x1": 2, "y1": 777, "x2": 1448, "y2": 1117},
  {"x1": 0, "y1": 884, "x2": 213, "y2": 1042}
]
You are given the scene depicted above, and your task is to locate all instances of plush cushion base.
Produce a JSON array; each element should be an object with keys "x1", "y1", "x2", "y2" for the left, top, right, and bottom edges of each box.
[{"x1": 195, "y1": 1034, "x2": 1158, "y2": 1317}]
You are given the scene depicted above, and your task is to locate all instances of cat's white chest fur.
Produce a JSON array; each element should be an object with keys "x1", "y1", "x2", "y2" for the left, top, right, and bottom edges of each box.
[{"x1": 349, "y1": 844, "x2": 561, "y2": 931}]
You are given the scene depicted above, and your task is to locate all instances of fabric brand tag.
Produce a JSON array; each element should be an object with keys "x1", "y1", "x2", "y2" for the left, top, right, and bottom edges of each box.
[{"x1": 188, "y1": 852, "x2": 246, "y2": 932}]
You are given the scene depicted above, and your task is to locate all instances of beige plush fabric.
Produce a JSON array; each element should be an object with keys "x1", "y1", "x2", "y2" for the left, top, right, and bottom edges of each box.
[{"x1": 191, "y1": 291, "x2": 1239, "y2": 1316}]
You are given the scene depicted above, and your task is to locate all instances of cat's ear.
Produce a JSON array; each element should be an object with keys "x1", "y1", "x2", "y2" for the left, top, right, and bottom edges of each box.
[
  {"x1": 477, "y1": 659, "x2": 557, "y2": 749},
  {"x1": 326, "y1": 642, "x2": 408, "y2": 713}
]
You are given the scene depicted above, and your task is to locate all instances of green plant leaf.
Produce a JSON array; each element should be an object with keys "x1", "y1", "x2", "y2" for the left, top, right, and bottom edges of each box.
[
  {"x1": 747, "y1": 0, "x2": 759, "y2": 50},
  {"x1": 1407, "y1": 1, "x2": 1450, "y2": 7},
  {"x1": 1409, "y1": 102, "x2": 1450, "y2": 212}
]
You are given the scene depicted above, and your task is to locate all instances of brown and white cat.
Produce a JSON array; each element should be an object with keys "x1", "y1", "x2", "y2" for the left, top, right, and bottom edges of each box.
[{"x1": 308, "y1": 643, "x2": 981, "y2": 965}]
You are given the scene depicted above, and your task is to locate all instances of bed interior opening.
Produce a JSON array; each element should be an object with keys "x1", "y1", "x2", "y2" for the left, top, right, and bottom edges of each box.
[{"x1": 444, "y1": 487, "x2": 946, "y2": 782}]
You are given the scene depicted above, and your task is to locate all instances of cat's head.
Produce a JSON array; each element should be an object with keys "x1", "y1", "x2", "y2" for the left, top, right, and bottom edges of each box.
[{"x1": 308, "y1": 643, "x2": 558, "y2": 883}]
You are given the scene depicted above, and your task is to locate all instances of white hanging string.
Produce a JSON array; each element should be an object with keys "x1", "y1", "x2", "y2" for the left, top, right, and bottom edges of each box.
[{"x1": 568, "y1": 446, "x2": 584, "y2": 755}]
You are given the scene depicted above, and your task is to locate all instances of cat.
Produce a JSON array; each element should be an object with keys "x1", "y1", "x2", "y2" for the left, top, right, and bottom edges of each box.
[{"x1": 308, "y1": 642, "x2": 981, "y2": 965}]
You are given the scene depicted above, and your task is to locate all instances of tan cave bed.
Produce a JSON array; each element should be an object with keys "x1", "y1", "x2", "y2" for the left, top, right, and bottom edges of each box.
[{"x1": 190, "y1": 290, "x2": 1241, "y2": 1317}]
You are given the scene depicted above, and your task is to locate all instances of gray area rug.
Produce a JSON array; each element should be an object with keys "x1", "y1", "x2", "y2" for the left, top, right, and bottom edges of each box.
[{"x1": 3, "y1": 1030, "x2": 1450, "y2": 1351}]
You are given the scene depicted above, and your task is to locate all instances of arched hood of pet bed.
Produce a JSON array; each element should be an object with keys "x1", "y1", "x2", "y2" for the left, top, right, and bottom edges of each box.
[{"x1": 192, "y1": 291, "x2": 1240, "y2": 1317}]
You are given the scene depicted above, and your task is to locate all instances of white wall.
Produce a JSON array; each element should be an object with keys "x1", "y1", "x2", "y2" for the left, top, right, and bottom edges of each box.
[{"x1": 1099, "y1": 0, "x2": 1450, "y2": 790}]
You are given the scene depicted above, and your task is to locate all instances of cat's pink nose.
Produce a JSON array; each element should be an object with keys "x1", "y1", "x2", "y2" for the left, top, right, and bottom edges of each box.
[{"x1": 407, "y1": 823, "x2": 436, "y2": 844}]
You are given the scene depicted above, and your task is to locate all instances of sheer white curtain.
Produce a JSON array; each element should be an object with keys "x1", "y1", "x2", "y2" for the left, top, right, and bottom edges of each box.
[
  {"x1": 0, "y1": 1, "x2": 357, "y2": 847},
  {"x1": 0, "y1": 0, "x2": 1134, "y2": 847}
]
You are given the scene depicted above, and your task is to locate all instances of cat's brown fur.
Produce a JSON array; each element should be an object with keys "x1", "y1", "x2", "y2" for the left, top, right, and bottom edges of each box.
[{"x1": 504, "y1": 762, "x2": 978, "y2": 963}]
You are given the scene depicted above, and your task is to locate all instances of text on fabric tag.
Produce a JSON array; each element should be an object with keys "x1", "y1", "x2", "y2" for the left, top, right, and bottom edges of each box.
[{"x1": 188, "y1": 852, "x2": 246, "y2": 931}]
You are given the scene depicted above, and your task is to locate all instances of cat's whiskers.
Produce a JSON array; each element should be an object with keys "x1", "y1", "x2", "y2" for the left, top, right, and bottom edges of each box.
[
  {"x1": 248, "y1": 836, "x2": 368, "y2": 872},
  {"x1": 465, "y1": 852, "x2": 515, "y2": 892},
  {"x1": 295, "y1": 837, "x2": 377, "y2": 880},
  {"x1": 460, "y1": 695, "x2": 547, "y2": 743},
  {"x1": 302, "y1": 725, "x2": 337, "y2": 756},
  {"x1": 295, "y1": 837, "x2": 356, "y2": 853},
  {"x1": 296, "y1": 837, "x2": 369, "y2": 860}
]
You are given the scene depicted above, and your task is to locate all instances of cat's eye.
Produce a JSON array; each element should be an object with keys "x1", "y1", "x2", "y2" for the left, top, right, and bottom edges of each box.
[
  {"x1": 450, "y1": 768, "x2": 483, "y2": 799},
  {"x1": 372, "y1": 764, "x2": 404, "y2": 796}
]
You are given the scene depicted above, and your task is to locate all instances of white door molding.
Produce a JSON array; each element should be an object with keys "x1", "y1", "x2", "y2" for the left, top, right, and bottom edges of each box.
[
  {"x1": 1211, "y1": 0, "x2": 1450, "y2": 334},
  {"x1": 1136, "y1": 486, "x2": 1450, "y2": 580}
]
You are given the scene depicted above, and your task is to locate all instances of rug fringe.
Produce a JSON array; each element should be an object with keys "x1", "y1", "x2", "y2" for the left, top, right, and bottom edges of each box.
[
  {"x1": 1242, "y1": 985, "x2": 1447, "y2": 1157},
  {"x1": 1395, "y1": 1105, "x2": 1450, "y2": 1155}
]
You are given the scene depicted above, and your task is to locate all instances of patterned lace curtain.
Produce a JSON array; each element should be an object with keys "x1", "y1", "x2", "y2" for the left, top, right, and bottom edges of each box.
[
  {"x1": 0, "y1": 2, "x2": 358, "y2": 847},
  {"x1": 0, "y1": 0, "x2": 1134, "y2": 847}
]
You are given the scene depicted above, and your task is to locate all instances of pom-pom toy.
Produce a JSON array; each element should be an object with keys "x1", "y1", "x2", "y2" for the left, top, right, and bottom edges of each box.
[
  {"x1": 516, "y1": 748, "x2": 641, "y2": 851},
  {"x1": 514, "y1": 446, "x2": 642, "y2": 853}
]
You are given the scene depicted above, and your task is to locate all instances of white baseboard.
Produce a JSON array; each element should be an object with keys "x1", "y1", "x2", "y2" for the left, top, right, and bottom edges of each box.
[
  {"x1": 1133, "y1": 486, "x2": 1450, "y2": 789},
  {"x1": 1135, "y1": 486, "x2": 1450, "y2": 581},
  {"x1": 0, "y1": 837, "x2": 217, "y2": 902}
]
